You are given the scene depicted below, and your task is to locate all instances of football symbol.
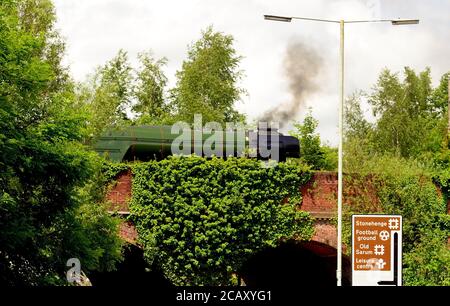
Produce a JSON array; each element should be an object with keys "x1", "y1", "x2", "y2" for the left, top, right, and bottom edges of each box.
[{"x1": 379, "y1": 230, "x2": 390, "y2": 241}]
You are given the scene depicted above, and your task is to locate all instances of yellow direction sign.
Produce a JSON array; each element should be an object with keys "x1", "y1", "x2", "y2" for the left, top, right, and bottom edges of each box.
[{"x1": 352, "y1": 214, "x2": 402, "y2": 286}]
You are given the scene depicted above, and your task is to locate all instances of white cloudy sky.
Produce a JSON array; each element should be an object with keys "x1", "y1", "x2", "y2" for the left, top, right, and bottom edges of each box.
[{"x1": 52, "y1": 0, "x2": 450, "y2": 145}]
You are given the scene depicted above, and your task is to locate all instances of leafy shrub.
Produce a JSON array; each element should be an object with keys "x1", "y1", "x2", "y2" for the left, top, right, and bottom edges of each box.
[{"x1": 129, "y1": 156, "x2": 314, "y2": 285}]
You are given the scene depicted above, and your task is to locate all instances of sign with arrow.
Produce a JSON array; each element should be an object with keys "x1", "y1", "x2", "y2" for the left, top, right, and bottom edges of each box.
[{"x1": 352, "y1": 214, "x2": 402, "y2": 286}]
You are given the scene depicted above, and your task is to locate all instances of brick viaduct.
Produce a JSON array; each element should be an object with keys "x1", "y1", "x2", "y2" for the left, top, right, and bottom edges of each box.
[{"x1": 107, "y1": 171, "x2": 345, "y2": 251}]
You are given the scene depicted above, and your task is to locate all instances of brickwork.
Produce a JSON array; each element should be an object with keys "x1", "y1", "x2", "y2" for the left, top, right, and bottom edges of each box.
[
  {"x1": 300, "y1": 172, "x2": 337, "y2": 219},
  {"x1": 312, "y1": 220, "x2": 337, "y2": 249},
  {"x1": 119, "y1": 220, "x2": 138, "y2": 244},
  {"x1": 106, "y1": 170, "x2": 132, "y2": 213}
]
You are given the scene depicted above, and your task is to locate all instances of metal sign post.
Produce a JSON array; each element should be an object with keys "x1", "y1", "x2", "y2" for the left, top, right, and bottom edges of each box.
[{"x1": 352, "y1": 215, "x2": 402, "y2": 286}]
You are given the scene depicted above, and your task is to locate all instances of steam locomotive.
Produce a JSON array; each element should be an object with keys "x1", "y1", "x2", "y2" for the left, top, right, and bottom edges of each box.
[{"x1": 94, "y1": 125, "x2": 300, "y2": 162}]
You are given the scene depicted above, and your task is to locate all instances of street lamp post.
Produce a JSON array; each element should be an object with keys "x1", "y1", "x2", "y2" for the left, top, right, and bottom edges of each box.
[{"x1": 264, "y1": 14, "x2": 419, "y2": 286}]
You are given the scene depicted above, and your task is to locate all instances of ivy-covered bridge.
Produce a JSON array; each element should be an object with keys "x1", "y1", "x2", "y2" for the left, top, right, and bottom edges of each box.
[{"x1": 105, "y1": 170, "x2": 352, "y2": 285}]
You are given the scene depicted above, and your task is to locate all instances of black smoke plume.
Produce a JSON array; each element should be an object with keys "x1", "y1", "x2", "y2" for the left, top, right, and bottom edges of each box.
[{"x1": 259, "y1": 41, "x2": 323, "y2": 127}]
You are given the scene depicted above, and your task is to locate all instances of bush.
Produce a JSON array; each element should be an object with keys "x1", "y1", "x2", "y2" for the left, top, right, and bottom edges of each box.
[{"x1": 129, "y1": 156, "x2": 314, "y2": 285}]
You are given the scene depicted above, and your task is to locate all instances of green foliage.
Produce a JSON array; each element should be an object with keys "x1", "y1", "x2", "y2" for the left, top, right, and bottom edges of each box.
[
  {"x1": 77, "y1": 50, "x2": 134, "y2": 140},
  {"x1": 344, "y1": 91, "x2": 374, "y2": 143},
  {"x1": 132, "y1": 52, "x2": 170, "y2": 125},
  {"x1": 403, "y1": 236, "x2": 450, "y2": 286},
  {"x1": 129, "y1": 156, "x2": 314, "y2": 285},
  {"x1": 0, "y1": 0, "x2": 123, "y2": 285},
  {"x1": 170, "y1": 26, "x2": 246, "y2": 125},
  {"x1": 0, "y1": 138, "x2": 124, "y2": 286},
  {"x1": 290, "y1": 111, "x2": 335, "y2": 170},
  {"x1": 101, "y1": 161, "x2": 131, "y2": 182},
  {"x1": 346, "y1": 68, "x2": 448, "y2": 159},
  {"x1": 78, "y1": 49, "x2": 175, "y2": 137},
  {"x1": 342, "y1": 156, "x2": 450, "y2": 286},
  {"x1": 430, "y1": 73, "x2": 449, "y2": 117},
  {"x1": 63, "y1": 200, "x2": 123, "y2": 273},
  {"x1": 322, "y1": 145, "x2": 338, "y2": 171}
]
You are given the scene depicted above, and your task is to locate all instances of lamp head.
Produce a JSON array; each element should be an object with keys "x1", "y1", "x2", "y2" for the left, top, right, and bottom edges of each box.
[
  {"x1": 391, "y1": 19, "x2": 419, "y2": 25},
  {"x1": 264, "y1": 15, "x2": 292, "y2": 22}
]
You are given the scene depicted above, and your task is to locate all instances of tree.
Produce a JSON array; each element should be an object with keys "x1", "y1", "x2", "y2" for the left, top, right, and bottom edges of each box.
[
  {"x1": 78, "y1": 50, "x2": 133, "y2": 140},
  {"x1": 17, "y1": 0, "x2": 70, "y2": 93},
  {"x1": 170, "y1": 26, "x2": 246, "y2": 125},
  {"x1": 367, "y1": 68, "x2": 445, "y2": 158},
  {"x1": 80, "y1": 50, "x2": 173, "y2": 137},
  {"x1": 132, "y1": 52, "x2": 170, "y2": 125},
  {"x1": 343, "y1": 92, "x2": 375, "y2": 172},
  {"x1": 0, "y1": 0, "x2": 123, "y2": 285},
  {"x1": 343, "y1": 68, "x2": 449, "y2": 162},
  {"x1": 290, "y1": 111, "x2": 329, "y2": 170},
  {"x1": 344, "y1": 91, "x2": 373, "y2": 141},
  {"x1": 430, "y1": 72, "x2": 450, "y2": 118}
]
